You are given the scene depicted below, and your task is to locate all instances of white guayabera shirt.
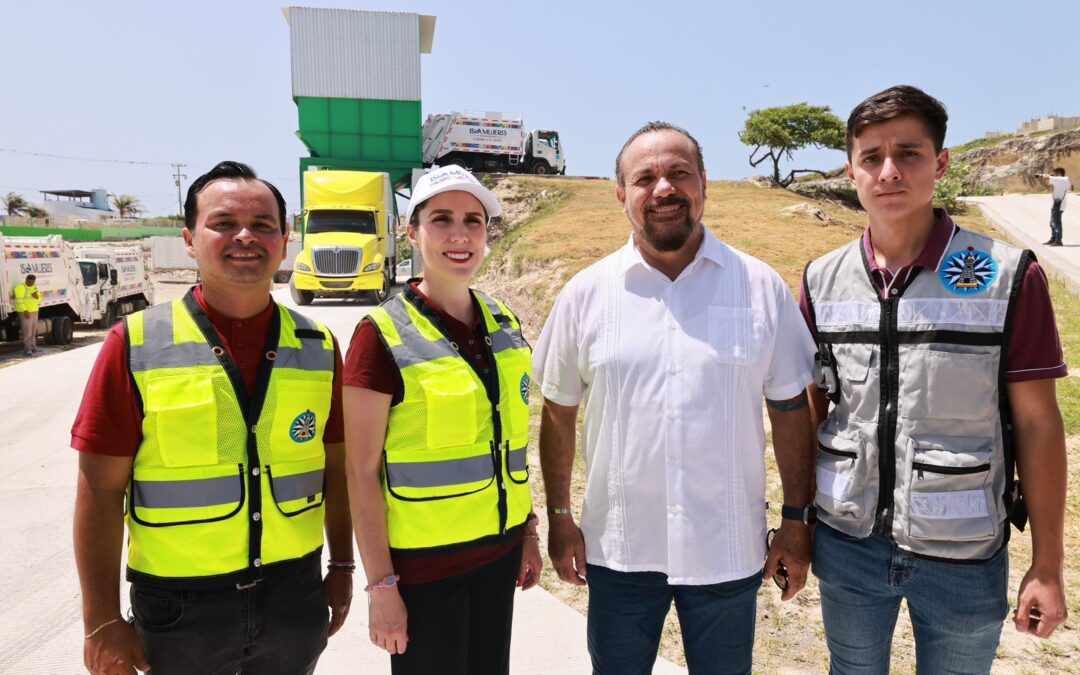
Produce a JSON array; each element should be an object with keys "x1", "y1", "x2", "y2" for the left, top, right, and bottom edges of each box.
[{"x1": 534, "y1": 227, "x2": 816, "y2": 585}]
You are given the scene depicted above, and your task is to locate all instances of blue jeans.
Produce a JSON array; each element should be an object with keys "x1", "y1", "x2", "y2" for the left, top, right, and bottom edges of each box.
[
  {"x1": 1050, "y1": 201, "x2": 1064, "y2": 243},
  {"x1": 130, "y1": 557, "x2": 329, "y2": 675},
  {"x1": 813, "y1": 523, "x2": 1009, "y2": 675},
  {"x1": 586, "y1": 564, "x2": 761, "y2": 675}
]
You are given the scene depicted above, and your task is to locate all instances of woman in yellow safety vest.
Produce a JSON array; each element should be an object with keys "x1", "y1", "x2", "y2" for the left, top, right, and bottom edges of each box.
[{"x1": 343, "y1": 165, "x2": 541, "y2": 675}]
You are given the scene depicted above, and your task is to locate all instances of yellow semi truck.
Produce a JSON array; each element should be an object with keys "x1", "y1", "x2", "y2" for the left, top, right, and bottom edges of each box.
[{"x1": 289, "y1": 170, "x2": 397, "y2": 305}]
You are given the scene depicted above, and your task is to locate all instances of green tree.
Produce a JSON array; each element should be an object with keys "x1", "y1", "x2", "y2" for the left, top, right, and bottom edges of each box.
[
  {"x1": 110, "y1": 193, "x2": 144, "y2": 218},
  {"x1": 739, "y1": 103, "x2": 846, "y2": 187},
  {"x1": 3, "y1": 192, "x2": 29, "y2": 216},
  {"x1": 933, "y1": 161, "x2": 993, "y2": 214},
  {"x1": 25, "y1": 206, "x2": 49, "y2": 219}
]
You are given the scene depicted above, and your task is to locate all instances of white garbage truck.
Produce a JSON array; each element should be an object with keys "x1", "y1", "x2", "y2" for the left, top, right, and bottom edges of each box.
[
  {"x1": 422, "y1": 111, "x2": 566, "y2": 175},
  {"x1": 74, "y1": 245, "x2": 155, "y2": 327},
  {"x1": 1, "y1": 234, "x2": 93, "y2": 345}
]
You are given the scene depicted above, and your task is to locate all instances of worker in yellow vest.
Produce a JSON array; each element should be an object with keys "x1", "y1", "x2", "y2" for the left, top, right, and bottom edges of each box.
[
  {"x1": 72, "y1": 162, "x2": 354, "y2": 675},
  {"x1": 13, "y1": 273, "x2": 40, "y2": 356},
  {"x1": 344, "y1": 165, "x2": 542, "y2": 674}
]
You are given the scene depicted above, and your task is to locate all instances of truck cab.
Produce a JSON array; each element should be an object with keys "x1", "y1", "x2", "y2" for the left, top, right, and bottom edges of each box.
[
  {"x1": 290, "y1": 171, "x2": 397, "y2": 305},
  {"x1": 75, "y1": 246, "x2": 154, "y2": 327},
  {"x1": 526, "y1": 130, "x2": 565, "y2": 175}
]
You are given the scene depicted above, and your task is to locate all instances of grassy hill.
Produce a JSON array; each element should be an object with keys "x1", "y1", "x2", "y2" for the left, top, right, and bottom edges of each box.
[{"x1": 481, "y1": 177, "x2": 1080, "y2": 673}]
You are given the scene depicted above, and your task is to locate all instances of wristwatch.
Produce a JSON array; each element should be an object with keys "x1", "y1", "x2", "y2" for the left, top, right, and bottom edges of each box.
[{"x1": 781, "y1": 504, "x2": 818, "y2": 525}]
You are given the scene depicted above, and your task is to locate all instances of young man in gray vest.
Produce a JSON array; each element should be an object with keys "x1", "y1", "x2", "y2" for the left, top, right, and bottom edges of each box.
[{"x1": 801, "y1": 86, "x2": 1068, "y2": 673}]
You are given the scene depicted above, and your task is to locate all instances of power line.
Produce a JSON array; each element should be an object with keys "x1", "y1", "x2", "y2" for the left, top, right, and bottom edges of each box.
[
  {"x1": 0, "y1": 147, "x2": 178, "y2": 166},
  {"x1": 172, "y1": 163, "x2": 187, "y2": 216}
]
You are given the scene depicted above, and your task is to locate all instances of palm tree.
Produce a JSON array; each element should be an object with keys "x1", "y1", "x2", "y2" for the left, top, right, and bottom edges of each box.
[
  {"x1": 3, "y1": 192, "x2": 29, "y2": 216},
  {"x1": 110, "y1": 194, "x2": 144, "y2": 218}
]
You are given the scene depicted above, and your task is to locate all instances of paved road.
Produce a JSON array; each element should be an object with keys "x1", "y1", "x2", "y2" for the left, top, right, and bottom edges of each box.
[
  {"x1": 968, "y1": 193, "x2": 1080, "y2": 294},
  {"x1": 0, "y1": 286, "x2": 685, "y2": 674}
]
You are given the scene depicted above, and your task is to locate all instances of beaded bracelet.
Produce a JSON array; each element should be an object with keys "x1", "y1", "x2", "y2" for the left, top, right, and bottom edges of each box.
[
  {"x1": 364, "y1": 574, "x2": 401, "y2": 592},
  {"x1": 85, "y1": 617, "x2": 122, "y2": 640},
  {"x1": 327, "y1": 559, "x2": 357, "y2": 573}
]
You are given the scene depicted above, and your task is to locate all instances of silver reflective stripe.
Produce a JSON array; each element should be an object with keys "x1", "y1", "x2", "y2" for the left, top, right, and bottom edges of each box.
[
  {"x1": 275, "y1": 346, "x2": 334, "y2": 372},
  {"x1": 288, "y1": 310, "x2": 318, "y2": 332},
  {"x1": 384, "y1": 298, "x2": 457, "y2": 368},
  {"x1": 272, "y1": 468, "x2": 324, "y2": 502},
  {"x1": 130, "y1": 305, "x2": 220, "y2": 372},
  {"x1": 133, "y1": 475, "x2": 241, "y2": 509},
  {"x1": 475, "y1": 291, "x2": 527, "y2": 353},
  {"x1": 508, "y1": 445, "x2": 527, "y2": 473},
  {"x1": 387, "y1": 454, "x2": 493, "y2": 488}
]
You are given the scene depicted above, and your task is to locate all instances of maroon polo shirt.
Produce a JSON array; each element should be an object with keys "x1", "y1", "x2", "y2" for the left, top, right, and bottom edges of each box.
[{"x1": 799, "y1": 209, "x2": 1067, "y2": 383}]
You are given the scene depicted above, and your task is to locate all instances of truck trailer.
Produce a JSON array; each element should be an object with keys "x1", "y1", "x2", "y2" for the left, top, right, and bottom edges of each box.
[
  {"x1": 290, "y1": 170, "x2": 397, "y2": 305},
  {"x1": 422, "y1": 111, "x2": 565, "y2": 175}
]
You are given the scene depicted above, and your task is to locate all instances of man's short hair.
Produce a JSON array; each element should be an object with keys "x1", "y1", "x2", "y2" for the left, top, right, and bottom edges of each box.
[
  {"x1": 615, "y1": 121, "x2": 705, "y2": 186},
  {"x1": 25, "y1": 274, "x2": 36, "y2": 282},
  {"x1": 1053, "y1": 167, "x2": 1067, "y2": 176},
  {"x1": 846, "y1": 85, "x2": 948, "y2": 157},
  {"x1": 184, "y1": 161, "x2": 287, "y2": 234}
]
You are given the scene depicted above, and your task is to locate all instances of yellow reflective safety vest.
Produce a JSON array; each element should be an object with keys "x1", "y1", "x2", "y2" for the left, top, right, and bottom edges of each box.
[
  {"x1": 14, "y1": 283, "x2": 40, "y2": 312},
  {"x1": 124, "y1": 291, "x2": 335, "y2": 586},
  {"x1": 366, "y1": 288, "x2": 532, "y2": 553}
]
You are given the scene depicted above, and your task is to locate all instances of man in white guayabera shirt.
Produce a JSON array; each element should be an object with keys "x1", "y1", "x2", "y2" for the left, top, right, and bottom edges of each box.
[
  {"x1": 1040, "y1": 167, "x2": 1071, "y2": 246},
  {"x1": 533, "y1": 121, "x2": 818, "y2": 675}
]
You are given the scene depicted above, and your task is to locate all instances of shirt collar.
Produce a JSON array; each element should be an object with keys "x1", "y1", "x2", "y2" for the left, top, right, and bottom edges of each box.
[
  {"x1": 862, "y1": 207, "x2": 958, "y2": 275},
  {"x1": 619, "y1": 225, "x2": 725, "y2": 276}
]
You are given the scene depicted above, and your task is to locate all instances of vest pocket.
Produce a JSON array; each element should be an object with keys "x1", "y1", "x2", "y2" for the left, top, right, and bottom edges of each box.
[
  {"x1": 268, "y1": 378, "x2": 332, "y2": 461},
  {"x1": 417, "y1": 367, "x2": 479, "y2": 449},
  {"x1": 384, "y1": 447, "x2": 495, "y2": 501},
  {"x1": 130, "y1": 464, "x2": 245, "y2": 526},
  {"x1": 505, "y1": 440, "x2": 529, "y2": 484},
  {"x1": 145, "y1": 376, "x2": 218, "y2": 467},
  {"x1": 899, "y1": 348, "x2": 997, "y2": 422},
  {"x1": 815, "y1": 429, "x2": 870, "y2": 525},
  {"x1": 906, "y1": 437, "x2": 995, "y2": 542},
  {"x1": 267, "y1": 457, "x2": 326, "y2": 516},
  {"x1": 834, "y1": 343, "x2": 878, "y2": 422},
  {"x1": 706, "y1": 307, "x2": 764, "y2": 366}
]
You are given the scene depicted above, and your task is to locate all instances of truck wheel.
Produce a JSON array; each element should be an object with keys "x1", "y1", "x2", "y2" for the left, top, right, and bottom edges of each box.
[
  {"x1": 446, "y1": 157, "x2": 468, "y2": 169},
  {"x1": 372, "y1": 274, "x2": 390, "y2": 304},
  {"x1": 290, "y1": 280, "x2": 314, "y2": 306},
  {"x1": 96, "y1": 304, "x2": 117, "y2": 329},
  {"x1": 531, "y1": 160, "x2": 552, "y2": 175},
  {"x1": 273, "y1": 271, "x2": 292, "y2": 283},
  {"x1": 52, "y1": 316, "x2": 74, "y2": 345}
]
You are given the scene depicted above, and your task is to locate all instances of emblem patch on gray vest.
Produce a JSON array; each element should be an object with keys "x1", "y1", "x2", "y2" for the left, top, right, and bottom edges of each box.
[
  {"x1": 290, "y1": 410, "x2": 317, "y2": 443},
  {"x1": 940, "y1": 247, "x2": 998, "y2": 295}
]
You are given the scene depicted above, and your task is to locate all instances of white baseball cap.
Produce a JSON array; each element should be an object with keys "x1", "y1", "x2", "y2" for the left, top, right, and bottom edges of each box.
[{"x1": 406, "y1": 165, "x2": 502, "y2": 225}]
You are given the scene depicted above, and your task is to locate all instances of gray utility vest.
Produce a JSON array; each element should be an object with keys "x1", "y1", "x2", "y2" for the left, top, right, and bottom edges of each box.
[{"x1": 804, "y1": 226, "x2": 1032, "y2": 560}]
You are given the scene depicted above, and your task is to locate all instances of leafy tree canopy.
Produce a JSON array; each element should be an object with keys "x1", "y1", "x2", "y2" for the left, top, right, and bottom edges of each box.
[
  {"x1": 739, "y1": 103, "x2": 845, "y2": 187},
  {"x1": 110, "y1": 193, "x2": 144, "y2": 218},
  {"x1": 3, "y1": 192, "x2": 29, "y2": 216}
]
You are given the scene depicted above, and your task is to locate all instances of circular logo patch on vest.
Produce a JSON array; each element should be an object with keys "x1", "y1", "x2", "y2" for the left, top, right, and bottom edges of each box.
[
  {"x1": 520, "y1": 373, "x2": 531, "y2": 404},
  {"x1": 940, "y1": 247, "x2": 998, "y2": 295},
  {"x1": 290, "y1": 410, "x2": 317, "y2": 443}
]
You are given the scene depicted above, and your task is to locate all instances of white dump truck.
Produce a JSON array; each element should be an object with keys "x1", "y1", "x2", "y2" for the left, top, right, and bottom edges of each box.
[
  {"x1": 422, "y1": 111, "x2": 566, "y2": 175},
  {"x1": 1, "y1": 234, "x2": 93, "y2": 345},
  {"x1": 74, "y1": 245, "x2": 155, "y2": 327}
]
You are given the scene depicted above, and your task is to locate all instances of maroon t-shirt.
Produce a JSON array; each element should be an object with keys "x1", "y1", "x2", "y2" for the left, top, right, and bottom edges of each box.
[
  {"x1": 71, "y1": 285, "x2": 345, "y2": 457},
  {"x1": 344, "y1": 282, "x2": 524, "y2": 585},
  {"x1": 798, "y1": 210, "x2": 1068, "y2": 383}
]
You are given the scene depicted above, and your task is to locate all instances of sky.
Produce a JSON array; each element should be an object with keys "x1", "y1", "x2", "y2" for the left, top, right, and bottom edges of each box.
[{"x1": 3, "y1": 0, "x2": 1078, "y2": 218}]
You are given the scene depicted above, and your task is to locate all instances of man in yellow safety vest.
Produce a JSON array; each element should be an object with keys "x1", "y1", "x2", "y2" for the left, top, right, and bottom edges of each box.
[{"x1": 13, "y1": 273, "x2": 40, "y2": 356}]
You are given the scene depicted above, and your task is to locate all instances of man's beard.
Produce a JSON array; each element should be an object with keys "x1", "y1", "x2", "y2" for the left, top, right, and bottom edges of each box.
[{"x1": 638, "y1": 196, "x2": 696, "y2": 252}]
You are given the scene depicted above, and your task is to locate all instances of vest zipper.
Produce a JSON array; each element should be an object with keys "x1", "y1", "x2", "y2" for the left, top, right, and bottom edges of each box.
[
  {"x1": 913, "y1": 462, "x2": 992, "y2": 479},
  {"x1": 492, "y1": 439, "x2": 508, "y2": 535},
  {"x1": 874, "y1": 296, "x2": 899, "y2": 535},
  {"x1": 818, "y1": 443, "x2": 857, "y2": 459}
]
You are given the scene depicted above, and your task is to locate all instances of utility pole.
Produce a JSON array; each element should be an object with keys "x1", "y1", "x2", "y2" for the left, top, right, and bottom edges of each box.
[{"x1": 172, "y1": 163, "x2": 187, "y2": 218}]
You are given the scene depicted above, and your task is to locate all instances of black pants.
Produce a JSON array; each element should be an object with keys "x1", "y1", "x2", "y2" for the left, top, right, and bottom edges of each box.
[
  {"x1": 392, "y1": 543, "x2": 523, "y2": 675},
  {"x1": 130, "y1": 558, "x2": 329, "y2": 675}
]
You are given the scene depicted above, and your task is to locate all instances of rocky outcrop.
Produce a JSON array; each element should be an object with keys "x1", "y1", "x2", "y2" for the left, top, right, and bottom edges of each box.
[
  {"x1": 954, "y1": 128, "x2": 1080, "y2": 192},
  {"x1": 786, "y1": 177, "x2": 861, "y2": 209}
]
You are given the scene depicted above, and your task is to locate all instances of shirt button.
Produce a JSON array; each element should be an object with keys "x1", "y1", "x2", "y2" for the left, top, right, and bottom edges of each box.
[
  {"x1": 890, "y1": 288, "x2": 899, "y2": 296},
  {"x1": 668, "y1": 365, "x2": 678, "y2": 375},
  {"x1": 252, "y1": 467, "x2": 260, "y2": 476},
  {"x1": 666, "y1": 409, "x2": 677, "y2": 418},
  {"x1": 252, "y1": 512, "x2": 261, "y2": 522},
  {"x1": 253, "y1": 558, "x2": 262, "y2": 567},
  {"x1": 475, "y1": 354, "x2": 481, "y2": 360},
  {"x1": 667, "y1": 323, "x2": 676, "y2": 331},
  {"x1": 468, "y1": 339, "x2": 475, "y2": 345},
  {"x1": 235, "y1": 322, "x2": 242, "y2": 328},
  {"x1": 668, "y1": 505, "x2": 678, "y2": 514}
]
